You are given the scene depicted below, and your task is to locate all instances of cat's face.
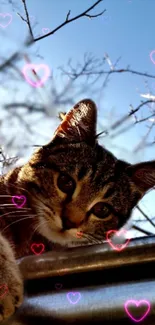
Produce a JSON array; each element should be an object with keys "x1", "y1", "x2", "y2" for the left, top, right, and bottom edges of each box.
[{"x1": 20, "y1": 99, "x2": 155, "y2": 247}]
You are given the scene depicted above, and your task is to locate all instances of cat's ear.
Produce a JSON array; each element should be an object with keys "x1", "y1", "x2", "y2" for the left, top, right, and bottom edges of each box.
[
  {"x1": 47, "y1": 99, "x2": 97, "y2": 146},
  {"x1": 126, "y1": 160, "x2": 155, "y2": 193}
]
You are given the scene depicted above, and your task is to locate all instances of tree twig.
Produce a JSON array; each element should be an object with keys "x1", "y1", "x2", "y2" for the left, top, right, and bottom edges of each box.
[
  {"x1": 132, "y1": 225, "x2": 154, "y2": 236},
  {"x1": 68, "y1": 67, "x2": 155, "y2": 80},
  {"x1": 133, "y1": 120, "x2": 155, "y2": 152},
  {"x1": 27, "y1": 0, "x2": 105, "y2": 44},
  {"x1": 21, "y1": 0, "x2": 34, "y2": 40},
  {"x1": 136, "y1": 205, "x2": 155, "y2": 228},
  {"x1": 109, "y1": 100, "x2": 155, "y2": 132},
  {"x1": 66, "y1": 10, "x2": 71, "y2": 21}
]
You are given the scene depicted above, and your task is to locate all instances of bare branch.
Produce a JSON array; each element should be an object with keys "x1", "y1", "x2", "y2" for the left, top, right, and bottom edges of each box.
[
  {"x1": 0, "y1": 52, "x2": 21, "y2": 72},
  {"x1": 21, "y1": 0, "x2": 34, "y2": 40},
  {"x1": 134, "y1": 113, "x2": 155, "y2": 124},
  {"x1": 109, "y1": 100, "x2": 155, "y2": 131},
  {"x1": 65, "y1": 65, "x2": 155, "y2": 80},
  {"x1": 133, "y1": 120, "x2": 155, "y2": 152},
  {"x1": 4, "y1": 103, "x2": 44, "y2": 113},
  {"x1": 132, "y1": 225, "x2": 154, "y2": 236},
  {"x1": 66, "y1": 10, "x2": 71, "y2": 21},
  {"x1": 84, "y1": 11, "x2": 105, "y2": 18},
  {"x1": 136, "y1": 205, "x2": 155, "y2": 229},
  {"x1": 110, "y1": 122, "x2": 135, "y2": 139},
  {"x1": 142, "y1": 139, "x2": 155, "y2": 149},
  {"x1": 97, "y1": 99, "x2": 155, "y2": 143},
  {"x1": 27, "y1": 0, "x2": 105, "y2": 44},
  {"x1": 0, "y1": 148, "x2": 18, "y2": 172},
  {"x1": 16, "y1": 12, "x2": 27, "y2": 23},
  {"x1": 135, "y1": 216, "x2": 155, "y2": 223}
]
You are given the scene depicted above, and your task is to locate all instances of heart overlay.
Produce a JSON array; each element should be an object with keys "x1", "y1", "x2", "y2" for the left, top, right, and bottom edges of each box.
[
  {"x1": 12, "y1": 195, "x2": 26, "y2": 208},
  {"x1": 55, "y1": 283, "x2": 63, "y2": 290},
  {"x1": 42, "y1": 27, "x2": 50, "y2": 34},
  {"x1": 22, "y1": 63, "x2": 50, "y2": 87},
  {"x1": 30, "y1": 243, "x2": 45, "y2": 255},
  {"x1": 106, "y1": 229, "x2": 130, "y2": 251},
  {"x1": 67, "y1": 292, "x2": 81, "y2": 305},
  {"x1": 0, "y1": 284, "x2": 8, "y2": 299},
  {"x1": 150, "y1": 50, "x2": 155, "y2": 65},
  {"x1": 76, "y1": 231, "x2": 83, "y2": 238},
  {"x1": 124, "y1": 300, "x2": 150, "y2": 322},
  {"x1": 0, "y1": 13, "x2": 12, "y2": 28}
]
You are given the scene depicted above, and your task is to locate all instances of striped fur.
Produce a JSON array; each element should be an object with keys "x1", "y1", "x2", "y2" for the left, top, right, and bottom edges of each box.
[{"x1": 0, "y1": 99, "x2": 154, "y2": 321}]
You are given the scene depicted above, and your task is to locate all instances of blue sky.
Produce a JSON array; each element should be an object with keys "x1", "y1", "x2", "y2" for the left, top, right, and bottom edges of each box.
[{"x1": 0, "y1": 0, "x2": 155, "y2": 237}]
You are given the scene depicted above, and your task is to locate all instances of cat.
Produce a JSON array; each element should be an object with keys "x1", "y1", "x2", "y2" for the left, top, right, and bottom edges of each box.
[{"x1": 0, "y1": 98, "x2": 154, "y2": 321}]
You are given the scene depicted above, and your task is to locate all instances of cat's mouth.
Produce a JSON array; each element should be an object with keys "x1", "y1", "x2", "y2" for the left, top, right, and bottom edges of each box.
[
  {"x1": 35, "y1": 200, "x2": 88, "y2": 246},
  {"x1": 37, "y1": 209, "x2": 87, "y2": 246},
  {"x1": 42, "y1": 225, "x2": 87, "y2": 247}
]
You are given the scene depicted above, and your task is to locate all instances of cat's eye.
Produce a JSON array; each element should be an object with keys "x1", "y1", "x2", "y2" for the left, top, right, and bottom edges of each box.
[
  {"x1": 92, "y1": 202, "x2": 111, "y2": 219},
  {"x1": 57, "y1": 174, "x2": 76, "y2": 195}
]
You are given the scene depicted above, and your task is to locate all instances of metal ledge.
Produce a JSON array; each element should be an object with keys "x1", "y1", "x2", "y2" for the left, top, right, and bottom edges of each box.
[
  {"x1": 19, "y1": 235, "x2": 155, "y2": 279},
  {"x1": 4, "y1": 235, "x2": 155, "y2": 324}
]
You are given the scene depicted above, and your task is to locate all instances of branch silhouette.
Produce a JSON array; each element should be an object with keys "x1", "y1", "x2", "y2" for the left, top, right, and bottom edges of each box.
[{"x1": 27, "y1": 0, "x2": 106, "y2": 44}]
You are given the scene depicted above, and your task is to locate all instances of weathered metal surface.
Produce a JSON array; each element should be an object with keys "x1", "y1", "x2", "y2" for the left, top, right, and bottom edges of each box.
[{"x1": 3, "y1": 235, "x2": 155, "y2": 324}]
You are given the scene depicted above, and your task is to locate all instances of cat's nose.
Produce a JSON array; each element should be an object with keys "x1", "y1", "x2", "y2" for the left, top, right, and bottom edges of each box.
[{"x1": 62, "y1": 217, "x2": 77, "y2": 230}]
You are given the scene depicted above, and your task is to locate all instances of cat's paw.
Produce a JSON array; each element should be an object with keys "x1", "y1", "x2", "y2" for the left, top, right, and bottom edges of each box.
[{"x1": 0, "y1": 265, "x2": 23, "y2": 322}]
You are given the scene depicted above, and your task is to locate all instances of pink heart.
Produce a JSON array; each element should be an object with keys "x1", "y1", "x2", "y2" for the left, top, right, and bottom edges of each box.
[
  {"x1": 76, "y1": 231, "x2": 83, "y2": 238},
  {"x1": 106, "y1": 229, "x2": 130, "y2": 252},
  {"x1": 124, "y1": 299, "x2": 150, "y2": 322},
  {"x1": 150, "y1": 50, "x2": 155, "y2": 64},
  {"x1": 0, "y1": 284, "x2": 8, "y2": 299},
  {"x1": 22, "y1": 63, "x2": 50, "y2": 88},
  {"x1": 55, "y1": 283, "x2": 63, "y2": 290},
  {"x1": 67, "y1": 292, "x2": 81, "y2": 305},
  {"x1": 12, "y1": 195, "x2": 26, "y2": 208},
  {"x1": 0, "y1": 13, "x2": 12, "y2": 28},
  {"x1": 31, "y1": 243, "x2": 45, "y2": 255},
  {"x1": 42, "y1": 27, "x2": 50, "y2": 35}
]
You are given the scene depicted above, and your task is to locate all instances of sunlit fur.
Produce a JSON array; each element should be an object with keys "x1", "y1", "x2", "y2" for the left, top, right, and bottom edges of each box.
[
  {"x1": 0, "y1": 99, "x2": 155, "y2": 257},
  {"x1": 21, "y1": 141, "x2": 143, "y2": 248},
  {"x1": 0, "y1": 99, "x2": 154, "y2": 322}
]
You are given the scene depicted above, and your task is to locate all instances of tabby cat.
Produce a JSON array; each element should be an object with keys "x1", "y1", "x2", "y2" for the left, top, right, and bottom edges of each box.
[{"x1": 0, "y1": 99, "x2": 154, "y2": 321}]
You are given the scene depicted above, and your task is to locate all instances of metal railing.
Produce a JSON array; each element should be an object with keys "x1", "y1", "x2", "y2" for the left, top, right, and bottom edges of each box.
[{"x1": 4, "y1": 235, "x2": 155, "y2": 324}]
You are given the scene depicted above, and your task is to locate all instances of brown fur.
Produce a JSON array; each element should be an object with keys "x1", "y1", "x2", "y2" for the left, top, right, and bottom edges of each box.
[{"x1": 0, "y1": 99, "x2": 154, "y2": 321}]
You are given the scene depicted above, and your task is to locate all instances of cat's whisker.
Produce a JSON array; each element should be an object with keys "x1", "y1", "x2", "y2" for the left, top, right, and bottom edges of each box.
[
  {"x1": 0, "y1": 210, "x2": 35, "y2": 219},
  {"x1": 0, "y1": 205, "x2": 32, "y2": 209},
  {"x1": 1, "y1": 216, "x2": 35, "y2": 233},
  {"x1": 31, "y1": 219, "x2": 48, "y2": 238},
  {"x1": 0, "y1": 204, "x2": 20, "y2": 206},
  {"x1": 78, "y1": 233, "x2": 94, "y2": 243},
  {"x1": 0, "y1": 195, "x2": 14, "y2": 197},
  {"x1": 4, "y1": 214, "x2": 37, "y2": 218},
  {"x1": 3, "y1": 182, "x2": 31, "y2": 195},
  {"x1": 0, "y1": 204, "x2": 31, "y2": 209},
  {"x1": 85, "y1": 233, "x2": 104, "y2": 245}
]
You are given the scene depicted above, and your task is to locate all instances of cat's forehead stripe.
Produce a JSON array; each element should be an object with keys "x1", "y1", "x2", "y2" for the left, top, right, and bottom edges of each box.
[
  {"x1": 77, "y1": 166, "x2": 89, "y2": 180},
  {"x1": 103, "y1": 186, "x2": 115, "y2": 199}
]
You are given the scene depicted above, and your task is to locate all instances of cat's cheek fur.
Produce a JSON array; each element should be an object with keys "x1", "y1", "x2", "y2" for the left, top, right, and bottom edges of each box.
[
  {"x1": 38, "y1": 221, "x2": 86, "y2": 246},
  {"x1": 37, "y1": 212, "x2": 86, "y2": 246},
  {"x1": 0, "y1": 233, "x2": 23, "y2": 321}
]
